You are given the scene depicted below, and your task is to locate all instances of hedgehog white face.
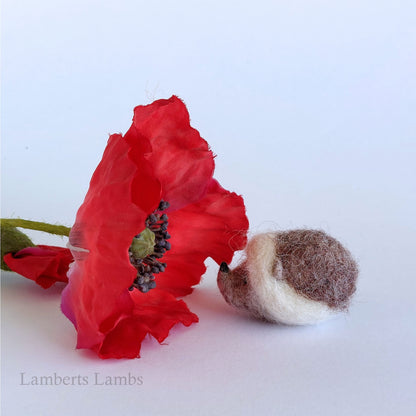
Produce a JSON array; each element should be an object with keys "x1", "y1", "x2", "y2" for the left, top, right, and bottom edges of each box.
[{"x1": 217, "y1": 230, "x2": 358, "y2": 325}]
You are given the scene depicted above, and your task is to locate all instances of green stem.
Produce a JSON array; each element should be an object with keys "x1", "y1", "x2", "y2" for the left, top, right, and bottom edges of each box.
[{"x1": 0, "y1": 219, "x2": 71, "y2": 237}]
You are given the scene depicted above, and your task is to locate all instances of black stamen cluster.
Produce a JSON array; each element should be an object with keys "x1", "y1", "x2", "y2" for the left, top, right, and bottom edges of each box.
[{"x1": 129, "y1": 200, "x2": 171, "y2": 293}]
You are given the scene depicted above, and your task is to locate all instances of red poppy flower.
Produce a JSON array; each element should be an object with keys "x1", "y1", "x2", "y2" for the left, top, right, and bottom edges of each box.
[
  {"x1": 3, "y1": 245, "x2": 72, "y2": 289},
  {"x1": 61, "y1": 96, "x2": 248, "y2": 359}
]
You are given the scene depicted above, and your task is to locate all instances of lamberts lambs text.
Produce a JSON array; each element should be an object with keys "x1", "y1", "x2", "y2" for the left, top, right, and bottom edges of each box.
[{"x1": 20, "y1": 372, "x2": 143, "y2": 386}]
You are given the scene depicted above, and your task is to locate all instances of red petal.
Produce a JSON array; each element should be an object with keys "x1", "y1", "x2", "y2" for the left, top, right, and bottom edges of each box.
[
  {"x1": 62, "y1": 133, "x2": 161, "y2": 350},
  {"x1": 98, "y1": 317, "x2": 148, "y2": 359},
  {"x1": 156, "y1": 178, "x2": 249, "y2": 296},
  {"x1": 61, "y1": 98, "x2": 248, "y2": 359},
  {"x1": 98, "y1": 290, "x2": 198, "y2": 359},
  {"x1": 3, "y1": 245, "x2": 72, "y2": 289},
  {"x1": 130, "y1": 289, "x2": 198, "y2": 342},
  {"x1": 132, "y1": 96, "x2": 215, "y2": 211}
]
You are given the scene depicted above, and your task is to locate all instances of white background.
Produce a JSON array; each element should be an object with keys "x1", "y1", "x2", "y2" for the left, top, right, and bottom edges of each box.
[{"x1": 2, "y1": 0, "x2": 416, "y2": 415}]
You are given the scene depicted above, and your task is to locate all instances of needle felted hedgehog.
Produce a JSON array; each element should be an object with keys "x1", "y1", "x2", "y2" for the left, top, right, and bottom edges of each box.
[{"x1": 217, "y1": 230, "x2": 358, "y2": 325}]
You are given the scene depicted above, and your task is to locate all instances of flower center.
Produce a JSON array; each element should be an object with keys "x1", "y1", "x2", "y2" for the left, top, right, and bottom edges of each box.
[{"x1": 129, "y1": 200, "x2": 171, "y2": 293}]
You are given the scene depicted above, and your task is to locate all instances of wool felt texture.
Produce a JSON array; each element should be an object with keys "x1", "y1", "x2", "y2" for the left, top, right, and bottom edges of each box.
[{"x1": 217, "y1": 230, "x2": 358, "y2": 325}]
